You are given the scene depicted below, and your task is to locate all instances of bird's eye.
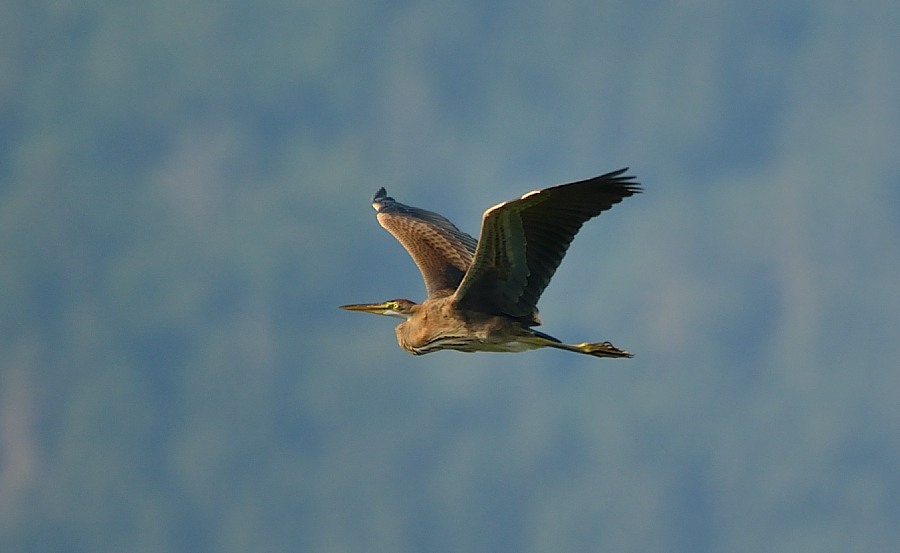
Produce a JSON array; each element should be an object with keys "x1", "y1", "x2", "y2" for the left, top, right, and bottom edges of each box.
[{"x1": 388, "y1": 301, "x2": 399, "y2": 310}]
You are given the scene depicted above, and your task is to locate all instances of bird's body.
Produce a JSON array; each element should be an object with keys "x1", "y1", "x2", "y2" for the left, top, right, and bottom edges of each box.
[
  {"x1": 340, "y1": 168, "x2": 641, "y2": 358},
  {"x1": 393, "y1": 296, "x2": 534, "y2": 355}
]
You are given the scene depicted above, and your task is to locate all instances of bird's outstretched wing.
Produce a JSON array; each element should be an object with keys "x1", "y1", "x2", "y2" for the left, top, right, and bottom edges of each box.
[
  {"x1": 372, "y1": 188, "x2": 479, "y2": 298},
  {"x1": 453, "y1": 168, "x2": 641, "y2": 319}
]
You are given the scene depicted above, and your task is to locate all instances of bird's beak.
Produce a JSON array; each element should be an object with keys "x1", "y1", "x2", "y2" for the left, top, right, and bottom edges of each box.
[{"x1": 339, "y1": 302, "x2": 397, "y2": 316}]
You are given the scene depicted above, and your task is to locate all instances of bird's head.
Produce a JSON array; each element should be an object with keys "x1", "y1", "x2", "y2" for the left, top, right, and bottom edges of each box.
[{"x1": 339, "y1": 298, "x2": 418, "y2": 320}]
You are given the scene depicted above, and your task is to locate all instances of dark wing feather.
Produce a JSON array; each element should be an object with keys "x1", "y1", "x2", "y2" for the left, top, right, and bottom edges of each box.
[
  {"x1": 453, "y1": 168, "x2": 641, "y2": 318},
  {"x1": 372, "y1": 188, "x2": 478, "y2": 297}
]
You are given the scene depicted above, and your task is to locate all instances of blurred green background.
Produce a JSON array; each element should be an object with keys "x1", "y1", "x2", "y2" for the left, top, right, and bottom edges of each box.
[{"x1": 2, "y1": 0, "x2": 899, "y2": 551}]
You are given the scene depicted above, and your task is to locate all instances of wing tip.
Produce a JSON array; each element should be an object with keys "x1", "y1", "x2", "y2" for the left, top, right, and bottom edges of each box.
[
  {"x1": 372, "y1": 187, "x2": 391, "y2": 211},
  {"x1": 605, "y1": 167, "x2": 642, "y2": 195}
]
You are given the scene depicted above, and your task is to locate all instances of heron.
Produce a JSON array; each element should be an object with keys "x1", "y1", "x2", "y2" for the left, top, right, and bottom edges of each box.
[{"x1": 340, "y1": 168, "x2": 641, "y2": 358}]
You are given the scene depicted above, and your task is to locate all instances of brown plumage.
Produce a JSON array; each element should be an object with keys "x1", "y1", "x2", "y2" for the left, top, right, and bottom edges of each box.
[{"x1": 341, "y1": 168, "x2": 641, "y2": 358}]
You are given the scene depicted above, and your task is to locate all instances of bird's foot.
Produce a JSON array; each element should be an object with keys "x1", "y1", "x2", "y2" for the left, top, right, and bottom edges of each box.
[{"x1": 576, "y1": 341, "x2": 633, "y2": 358}]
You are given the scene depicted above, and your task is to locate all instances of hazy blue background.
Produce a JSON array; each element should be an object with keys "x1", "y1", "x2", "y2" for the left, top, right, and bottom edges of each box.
[{"x1": 2, "y1": 0, "x2": 899, "y2": 551}]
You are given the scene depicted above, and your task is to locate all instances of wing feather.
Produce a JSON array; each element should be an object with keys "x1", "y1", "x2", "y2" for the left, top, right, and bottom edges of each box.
[
  {"x1": 453, "y1": 168, "x2": 641, "y2": 318},
  {"x1": 372, "y1": 188, "x2": 478, "y2": 297}
]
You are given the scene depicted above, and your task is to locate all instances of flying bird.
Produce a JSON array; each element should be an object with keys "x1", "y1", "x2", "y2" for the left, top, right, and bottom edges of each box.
[{"x1": 340, "y1": 168, "x2": 641, "y2": 358}]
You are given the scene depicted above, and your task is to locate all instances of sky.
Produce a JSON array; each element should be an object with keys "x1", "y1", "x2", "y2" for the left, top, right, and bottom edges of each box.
[
  {"x1": 3, "y1": 0, "x2": 900, "y2": 551},
  {"x1": 314, "y1": 1, "x2": 900, "y2": 549}
]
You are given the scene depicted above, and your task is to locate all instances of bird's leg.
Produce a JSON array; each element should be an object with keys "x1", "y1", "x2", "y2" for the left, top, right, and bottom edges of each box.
[{"x1": 526, "y1": 331, "x2": 632, "y2": 358}]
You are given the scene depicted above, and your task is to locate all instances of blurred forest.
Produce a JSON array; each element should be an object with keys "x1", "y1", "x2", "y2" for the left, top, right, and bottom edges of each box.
[{"x1": 2, "y1": 0, "x2": 900, "y2": 552}]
